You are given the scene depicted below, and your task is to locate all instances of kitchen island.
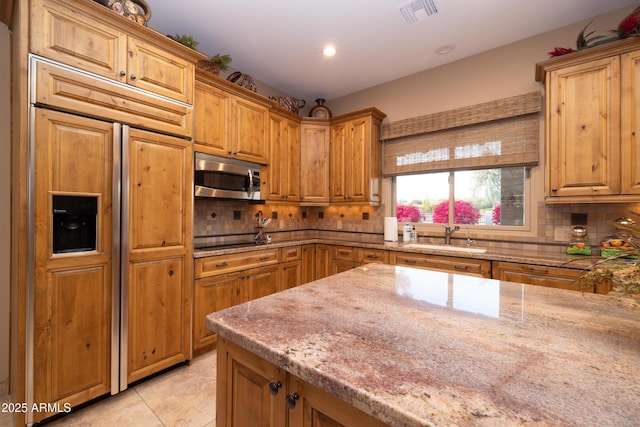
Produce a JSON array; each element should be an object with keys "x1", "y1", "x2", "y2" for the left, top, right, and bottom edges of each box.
[{"x1": 206, "y1": 263, "x2": 640, "y2": 426}]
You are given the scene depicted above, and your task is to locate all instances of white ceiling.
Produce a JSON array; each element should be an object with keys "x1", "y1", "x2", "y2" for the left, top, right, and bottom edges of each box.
[{"x1": 147, "y1": 0, "x2": 637, "y2": 102}]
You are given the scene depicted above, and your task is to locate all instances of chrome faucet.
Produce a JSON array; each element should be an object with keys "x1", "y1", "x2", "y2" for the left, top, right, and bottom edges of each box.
[{"x1": 443, "y1": 225, "x2": 460, "y2": 245}]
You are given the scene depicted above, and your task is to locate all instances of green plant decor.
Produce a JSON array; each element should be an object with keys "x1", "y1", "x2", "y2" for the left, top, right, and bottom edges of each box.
[
  {"x1": 170, "y1": 34, "x2": 199, "y2": 50},
  {"x1": 209, "y1": 54, "x2": 232, "y2": 71}
]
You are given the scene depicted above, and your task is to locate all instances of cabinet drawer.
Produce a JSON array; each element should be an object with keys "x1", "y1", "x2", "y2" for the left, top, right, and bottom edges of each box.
[
  {"x1": 393, "y1": 252, "x2": 491, "y2": 278},
  {"x1": 281, "y1": 246, "x2": 302, "y2": 261},
  {"x1": 333, "y1": 245, "x2": 357, "y2": 262},
  {"x1": 195, "y1": 248, "x2": 280, "y2": 279},
  {"x1": 357, "y1": 248, "x2": 389, "y2": 264},
  {"x1": 492, "y1": 261, "x2": 585, "y2": 292}
]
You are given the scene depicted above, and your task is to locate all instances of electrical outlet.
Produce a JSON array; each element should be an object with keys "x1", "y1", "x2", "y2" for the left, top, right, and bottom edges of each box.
[
  {"x1": 337, "y1": 220, "x2": 342, "y2": 230},
  {"x1": 279, "y1": 220, "x2": 284, "y2": 229},
  {"x1": 553, "y1": 226, "x2": 572, "y2": 242}
]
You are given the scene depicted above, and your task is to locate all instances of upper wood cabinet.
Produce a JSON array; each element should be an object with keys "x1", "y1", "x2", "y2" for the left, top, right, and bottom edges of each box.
[
  {"x1": 194, "y1": 77, "x2": 229, "y2": 153},
  {"x1": 266, "y1": 110, "x2": 301, "y2": 201},
  {"x1": 30, "y1": 0, "x2": 202, "y2": 104},
  {"x1": 194, "y1": 71, "x2": 270, "y2": 164},
  {"x1": 300, "y1": 119, "x2": 331, "y2": 205},
  {"x1": 536, "y1": 37, "x2": 640, "y2": 203},
  {"x1": 330, "y1": 108, "x2": 386, "y2": 204}
]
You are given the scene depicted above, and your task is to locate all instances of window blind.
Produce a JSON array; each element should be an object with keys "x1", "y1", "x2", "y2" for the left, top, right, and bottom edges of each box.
[{"x1": 381, "y1": 92, "x2": 541, "y2": 176}]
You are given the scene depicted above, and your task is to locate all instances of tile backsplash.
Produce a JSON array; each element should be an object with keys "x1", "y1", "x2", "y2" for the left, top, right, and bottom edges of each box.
[{"x1": 194, "y1": 198, "x2": 640, "y2": 247}]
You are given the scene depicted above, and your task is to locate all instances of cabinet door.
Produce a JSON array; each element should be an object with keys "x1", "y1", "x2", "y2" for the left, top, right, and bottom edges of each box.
[
  {"x1": 329, "y1": 123, "x2": 348, "y2": 202},
  {"x1": 31, "y1": 0, "x2": 128, "y2": 82},
  {"x1": 315, "y1": 244, "x2": 332, "y2": 280},
  {"x1": 492, "y1": 262, "x2": 586, "y2": 292},
  {"x1": 287, "y1": 375, "x2": 388, "y2": 427},
  {"x1": 32, "y1": 109, "x2": 113, "y2": 421},
  {"x1": 281, "y1": 260, "x2": 302, "y2": 291},
  {"x1": 194, "y1": 79, "x2": 229, "y2": 155},
  {"x1": 231, "y1": 96, "x2": 269, "y2": 163},
  {"x1": 347, "y1": 117, "x2": 370, "y2": 202},
  {"x1": 127, "y1": 37, "x2": 194, "y2": 104},
  {"x1": 243, "y1": 264, "x2": 280, "y2": 302},
  {"x1": 266, "y1": 113, "x2": 285, "y2": 199},
  {"x1": 193, "y1": 273, "x2": 241, "y2": 353},
  {"x1": 217, "y1": 339, "x2": 287, "y2": 427},
  {"x1": 126, "y1": 128, "x2": 192, "y2": 384},
  {"x1": 332, "y1": 260, "x2": 358, "y2": 275},
  {"x1": 622, "y1": 48, "x2": 640, "y2": 195},
  {"x1": 283, "y1": 119, "x2": 301, "y2": 200},
  {"x1": 546, "y1": 56, "x2": 620, "y2": 197},
  {"x1": 301, "y1": 244, "x2": 316, "y2": 284},
  {"x1": 300, "y1": 122, "x2": 330, "y2": 204}
]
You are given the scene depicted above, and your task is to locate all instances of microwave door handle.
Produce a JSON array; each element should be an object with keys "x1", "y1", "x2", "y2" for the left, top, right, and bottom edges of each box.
[{"x1": 246, "y1": 168, "x2": 253, "y2": 198}]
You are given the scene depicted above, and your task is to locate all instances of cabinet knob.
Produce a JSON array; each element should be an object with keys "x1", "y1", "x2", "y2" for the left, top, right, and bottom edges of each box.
[
  {"x1": 130, "y1": 74, "x2": 137, "y2": 80},
  {"x1": 119, "y1": 71, "x2": 126, "y2": 77},
  {"x1": 268, "y1": 381, "x2": 282, "y2": 396},
  {"x1": 551, "y1": 188, "x2": 558, "y2": 192},
  {"x1": 286, "y1": 393, "x2": 299, "y2": 409}
]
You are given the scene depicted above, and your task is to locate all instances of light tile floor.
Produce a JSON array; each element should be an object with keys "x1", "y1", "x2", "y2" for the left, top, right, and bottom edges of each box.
[{"x1": 0, "y1": 350, "x2": 217, "y2": 427}]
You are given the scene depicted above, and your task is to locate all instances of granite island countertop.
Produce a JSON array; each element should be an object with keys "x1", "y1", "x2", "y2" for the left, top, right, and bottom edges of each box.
[{"x1": 207, "y1": 263, "x2": 640, "y2": 427}]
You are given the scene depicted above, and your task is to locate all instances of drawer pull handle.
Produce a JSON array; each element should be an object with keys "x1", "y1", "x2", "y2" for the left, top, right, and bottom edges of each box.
[
  {"x1": 405, "y1": 259, "x2": 417, "y2": 264},
  {"x1": 215, "y1": 262, "x2": 228, "y2": 268},
  {"x1": 529, "y1": 266, "x2": 548, "y2": 273},
  {"x1": 454, "y1": 265, "x2": 469, "y2": 270},
  {"x1": 287, "y1": 251, "x2": 297, "y2": 256},
  {"x1": 269, "y1": 381, "x2": 282, "y2": 396},
  {"x1": 286, "y1": 393, "x2": 299, "y2": 409},
  {"x1": 339, "y1": 251, "x2": 350, "y2": 255},
  {"x1": 260, "y1": 256, "x2": 271, "y2": 261},
  {"x1": 366, "y1": 255, "x2": 379, "y2": 259}
]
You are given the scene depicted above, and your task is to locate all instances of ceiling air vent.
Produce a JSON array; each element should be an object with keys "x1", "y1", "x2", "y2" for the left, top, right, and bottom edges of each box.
[{"x1": 400, "y1": 0, "x2": 438, "y2": 24}]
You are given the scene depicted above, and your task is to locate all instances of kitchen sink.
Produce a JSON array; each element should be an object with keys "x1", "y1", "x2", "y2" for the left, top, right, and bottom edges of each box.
[{"x1": 403, "y1": 243, "x2": 487, "y2": 254}]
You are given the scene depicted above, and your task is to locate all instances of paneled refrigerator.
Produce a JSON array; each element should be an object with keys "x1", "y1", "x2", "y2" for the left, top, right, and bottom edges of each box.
[{"x1": 28, "y1": 57, "x2": 192, "y2": 424}]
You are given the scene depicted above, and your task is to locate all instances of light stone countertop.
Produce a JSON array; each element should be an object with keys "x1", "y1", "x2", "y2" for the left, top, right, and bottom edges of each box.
[{"x1": 207, "y1": 263, "x2": 640, "y2": 427}]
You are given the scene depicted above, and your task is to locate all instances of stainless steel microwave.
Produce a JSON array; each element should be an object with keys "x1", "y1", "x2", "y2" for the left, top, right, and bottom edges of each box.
[{"x1": 194, "y1": 152, "x2": 261, "y2": 200}]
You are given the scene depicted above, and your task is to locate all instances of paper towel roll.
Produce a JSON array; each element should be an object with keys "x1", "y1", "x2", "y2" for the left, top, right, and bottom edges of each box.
[{"x1": 384, "y1": 217, "x2": 398, "y2": 241}]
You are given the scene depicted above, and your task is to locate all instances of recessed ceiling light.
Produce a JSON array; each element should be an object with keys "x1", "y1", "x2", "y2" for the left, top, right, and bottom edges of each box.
[
  {"x1": 435, "y1": 44, "x2": 455, "y2": 55},
  {"x1": 323, "y1": 45, "x2": 337, "y2": 57}
]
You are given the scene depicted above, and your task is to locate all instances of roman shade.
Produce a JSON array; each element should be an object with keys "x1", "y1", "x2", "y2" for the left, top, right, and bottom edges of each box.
[{"x1": 381, "y1": 92, "x2": 542, "y2": 176}]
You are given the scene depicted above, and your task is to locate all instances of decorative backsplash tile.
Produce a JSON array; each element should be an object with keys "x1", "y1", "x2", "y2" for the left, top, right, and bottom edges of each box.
[{"x1": 194, "y1": 198, "x2": 640, "y2": 247}]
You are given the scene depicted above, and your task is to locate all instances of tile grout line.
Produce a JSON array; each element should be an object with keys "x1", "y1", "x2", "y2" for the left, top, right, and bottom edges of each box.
[{"x1": 133, "y1": 387, "x2": 166, "y2": 427}]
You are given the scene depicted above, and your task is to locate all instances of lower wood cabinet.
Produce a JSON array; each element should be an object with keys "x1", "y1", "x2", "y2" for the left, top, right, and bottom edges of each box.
[
  {"x1": 216, "y1": 338, "x2": 387, "y2": 427},
  {"x1": 392, "y1": 251, "x2": 492, "y2": 278},
  {"x1": 315, "y1": 244, "x2": 332, "y2": 280},
  {"x1": 301, "y1": 244, "x2": 316, "y2": 284},
  {"x1": 491, "y1": 261, "x2": 591, "y2": 292}
]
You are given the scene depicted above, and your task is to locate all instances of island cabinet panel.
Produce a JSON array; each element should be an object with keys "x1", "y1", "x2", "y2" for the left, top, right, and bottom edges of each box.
[
  {"x1": 536, "y1": 38, "x2": 640, "y2": 202},
  {"x1": 217, "y1": 339, "x2": 287, "y2": 427},
  {"x1": 287, "y1": 375, "x2": 388, "y2": 427},
  {"x1": 217, "y1": 339, "x2": 386, "y2": 427},
  {"x1": 392, "y1": 252, "x2": 491, "y2": 278},
  {"x1": 31, "y1": 0, "x2": 198, "y2": 104},
  {"x1": 491, "y1": 261, "x2": 588, "y2": 292}
]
